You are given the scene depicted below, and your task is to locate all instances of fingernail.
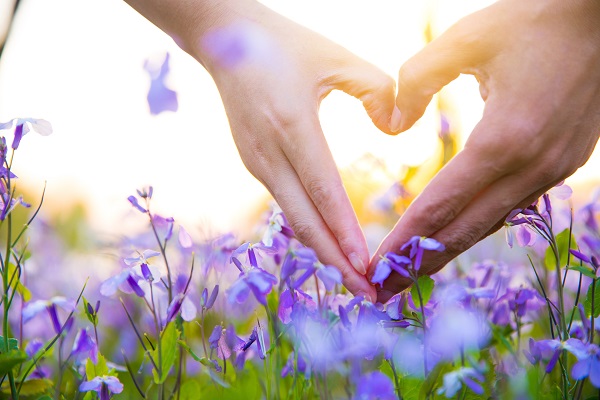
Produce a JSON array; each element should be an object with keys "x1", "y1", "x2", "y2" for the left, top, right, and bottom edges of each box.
[
  {"x1": 389, "y1": 106, "x2": 402, "y2": 133},
  {"x1": 349, "y1": 252, "x2": 367, "y2": 275},
  {"x1": 356, "y1": 291, "x2": 374, "y2": 304}
]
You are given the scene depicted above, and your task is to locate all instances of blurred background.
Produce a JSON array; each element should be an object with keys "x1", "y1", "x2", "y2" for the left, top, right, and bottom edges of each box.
[{"x1": 0, "y1": 0, "x2": 599, "y2": 244}]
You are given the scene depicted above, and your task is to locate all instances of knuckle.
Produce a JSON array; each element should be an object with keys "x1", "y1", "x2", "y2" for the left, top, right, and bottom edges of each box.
[
  {"x1": 305, "y1": 178, "x2": 342, "y2": 218},
  {"x1": 443, "y1": 226, "x2": 482, "y2": 257},
  {"x1": 417, "y1": 200, "x2": 460, "y2": 233},
  {"x1": 289, "y1": 219, "x2": 318, "y2": 249}
]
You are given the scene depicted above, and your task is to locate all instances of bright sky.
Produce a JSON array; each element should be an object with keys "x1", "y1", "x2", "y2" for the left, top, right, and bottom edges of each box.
[{"x1": 0, "y1": 0, "x2": 598, "y2": 235}]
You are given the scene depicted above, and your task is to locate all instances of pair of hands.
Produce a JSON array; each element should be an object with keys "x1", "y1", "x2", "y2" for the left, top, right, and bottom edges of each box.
[{"x1": 127, "y1": 0, "x2": 600, "y2": 303}]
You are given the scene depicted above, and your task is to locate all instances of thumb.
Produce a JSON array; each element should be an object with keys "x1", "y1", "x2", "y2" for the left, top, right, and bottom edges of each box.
[
  {"x1": 330, "y1": 57, "x2": 398, "y2": 135},
  {"x1": 395, "y1": 11, "x2": 496, "y2": 132}
]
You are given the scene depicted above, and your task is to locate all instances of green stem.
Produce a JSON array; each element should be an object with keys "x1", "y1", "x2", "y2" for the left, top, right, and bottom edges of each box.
[
  {"x1": 413, "y1": 274, "x2": 429, "y2": 375},
  {"x1": 147, "y1": 210, "x2": 173, "y2": 303}
]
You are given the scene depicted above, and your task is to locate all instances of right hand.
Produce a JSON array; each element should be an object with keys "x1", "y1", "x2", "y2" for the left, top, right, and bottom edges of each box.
[{"x1": 194, "y1": 1, "x2": 397, "y2": 300}]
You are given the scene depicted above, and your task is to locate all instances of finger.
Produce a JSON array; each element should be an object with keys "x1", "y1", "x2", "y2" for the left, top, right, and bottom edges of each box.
[
  {"x1": 370, "y1": 115, "x2": 522, "y2": 268},
  {"x1": 328, "y1": 57, "x2": 398, "y2": 134},
  {"x1": 253, "y1": 144, "x2": 376, "y2": 301},
  {"x1": 376, "y1": 172, "x2": 559, "y2": 303},
  {"x1": 394, "y1": 9, "x2": 498, "y2": 132},
  {"x1": 282, "y1": 115, "x2": 370, "y2": 276}
]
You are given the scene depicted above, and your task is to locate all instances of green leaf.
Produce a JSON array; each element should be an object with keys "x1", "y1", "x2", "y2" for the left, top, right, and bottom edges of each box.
[
  {"x1": 0, "y1": 350, "x2": 27, "y2": 375},
  {"x1": 544, "y1": 229, "x2": 577, "y2": 270},
  {"x1": 82, "y1": 392, "x2": 94, "y2": 400},
  {"x1": 85, "y1": 353, "x2": 109, "y2": 379},
  {"x1": 419, "y1": 362, "x2": 450, "y2": 400},
  {"x1": 584, "y1": 279, "x2": 600, "y2": 318},
  {"x1": 411, "y1": 275, "x2": 435, "y2": 308},
  {"x1": 569, "y1": 265, "x2": 597, "y2": 279},
  {"x1": 398, "y1": 376, "x2": 424, "y2": 400},
  {"x1": 0, "y1": 336, "x2": 19, "y2": 353},
  {"x1": 36, "y1": 396, "x2": 53, "y2": 400},
  {"x1": 490, "y1": 324, "x2": 516, "y2": 356},
  {"x1": 7, "y1": 263, "x2": 31, "y2": 302},
  {"x1": 15, "y1": 378, "x2": 53, "y2": 396},
  {"x1": 151, "y1": 322, "x2": 180, "y2": 384},
  {"x1": 82, "y1": 296, "x2": 97, "y2": 326}
]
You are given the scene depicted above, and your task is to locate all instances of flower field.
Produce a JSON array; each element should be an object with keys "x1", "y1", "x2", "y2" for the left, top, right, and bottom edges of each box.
[{"x1": 0, "y1": 117, "x2": 598, "y2": 400}]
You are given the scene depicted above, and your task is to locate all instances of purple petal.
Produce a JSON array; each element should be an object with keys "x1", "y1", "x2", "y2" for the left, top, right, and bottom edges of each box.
[
  {"x1": 178, "y1": 225, "x2": 193, "y2": 249},
  {"x1": 371, "y1": 259, "x2": 392, "y2": 286},
  {"x1": 316, "y1": 265, "x2": 342, "y2": 291},
  {"x1": 571, "y1": 358, "x2": 591, "y2": 380}
]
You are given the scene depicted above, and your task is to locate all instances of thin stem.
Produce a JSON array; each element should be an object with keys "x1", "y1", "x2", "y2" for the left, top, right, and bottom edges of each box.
[
  {"x1": 591, "y1": 278, "x2": 597, "y2": 344},
  {"x1": 528, "y1": 255, "x2": 559, "y2": 338},
  {"x1": 388, "y1": 358, "x2": 402, "y2": 400},
  {"x1": 147, "y1": 211, "x2": 173, "y2": 303},
  {"x1": 413, "y1": 273, "x2": 429, "y2": 375}
]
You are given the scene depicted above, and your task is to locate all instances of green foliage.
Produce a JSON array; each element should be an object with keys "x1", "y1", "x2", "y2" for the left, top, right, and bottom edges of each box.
[
  {"x1": 411, "y1": 275, "x2": 435, "y2": 308},
  {"x1": 419, "y1": 363, "x2": 449, "y2": 399},
  {"x1": 6, "y1": 263, "x2": 31, "y2": 302},
  {"x1": 544, "y1": 229, "x2": 577, "y2": 270},
  {"x1": 151, "y1": 322, "x2": 180, "y2": 384},
  {"x1": 0, "y1": 350, "x2": 27, "y2": 375},
  {"x1": 85, "y1": 354, "x2": 109, "y2": 379},
  {"x1": 15, "y1": 379, "x2": 53, "y2": 397},
  {"x1": 569, "y1": 264, "x2": 596, "y2": 279},
  {"x1": 179, "y1": 380, "x2": 202, "y2": 400},
  {"x1": 0, "y1": 336, "x2": 19, "y2": 353},
  {"x1": 584, "y1": 278, "x2": 600, "y2": 318},
  {"x1": 398, "y1": 375, "x2": 424, "y2": 400}
]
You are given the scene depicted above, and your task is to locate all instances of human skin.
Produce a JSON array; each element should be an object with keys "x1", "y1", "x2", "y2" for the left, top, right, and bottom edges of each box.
[
  {"x1": 123, "y1": 0, "x2": 399, "y2": 302},
  {"x1": 371, "y1": 0, "x2": 600, "y2": 302}
]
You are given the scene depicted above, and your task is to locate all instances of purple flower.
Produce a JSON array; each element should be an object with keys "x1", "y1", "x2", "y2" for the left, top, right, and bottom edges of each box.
[
  {"x1": 242, "y1": 326, "x2": 265, "y2": 359},
  {"x1": 281, "y1": 351, "x2": 308, "y2": 378},
  {"x1": 227, "y1": 266, "x2": 277, "y2": 306},
  {"x1": 79, "y1": 376, "x2": 123, "y2": 400},
  {"x1": 371, "y1": 253, "x2": 411, "y2": 286},
  {"x1": 127, "y1": 195, "x2": 147, "y2": 213},
  {"x1": 571, "y1": 343, "x2": 600, "y2": 387},
  {"x1": 23, "y1": 297, "x2": 76, "y2": 334},
  {"x1": 401, "y1": 236, "x2": 445, "y2": 271},
  {"x1": 178, "y1": 225, "x2": 193, "y2": 249},
  {"x1": 315, "y1": 264, "x2": 342, "y2": 291},
  {"x1": 355, "y1": 371, "x2": 396, "y2": 400},
  {"x1": 278, "y1": 289, "x2": 316, "y2": 324},
  {"x1": 262, "y1": 204, "x2": 293, "y2": 247},
  {"x1": 438, "y1": 367, "x2": 485, "y2": 398},
  {"x1": 201, "y1": 285, "x2": 219, "y2": 310},
  {"x1": 525, "y1": 338, "x2": 587, "y2": 374},
  {"x1": 152, "y1": 214, "x2": 175, "y2": 241},
  {"x1": 165, "y1": 293, "x2": 197, "y2": 324},
  {"x1": 0, "y1": 117, "x2": 52, "y2": 150},
  {"x1": 71, "y1": 328, "x2": 98, "y2": 364},
  {"x1": 427, "y1": 306, "x2": 490, "y2": 361},
  {"x1": 144, "y1": 52, "x2": 178, "y2": 115}
]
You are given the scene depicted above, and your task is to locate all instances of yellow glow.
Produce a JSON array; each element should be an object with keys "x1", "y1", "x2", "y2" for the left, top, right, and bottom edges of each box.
[{"x1": 0, "y1": 0, "x2": 598, "y2": 235}]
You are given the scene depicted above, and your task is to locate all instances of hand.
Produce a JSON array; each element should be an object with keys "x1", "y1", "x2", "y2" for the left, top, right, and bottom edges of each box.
[
  {"x1": 193, "y1": 1, "x2": 397, "y2": 300},
  {"x1": 371, "y1": 0, "x2": 600, "y2": 303}
]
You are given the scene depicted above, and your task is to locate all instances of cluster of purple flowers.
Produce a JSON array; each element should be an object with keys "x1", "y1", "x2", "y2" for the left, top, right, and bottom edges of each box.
[{"x1": 2, "y1": 113, "x2": 600, "y2": 398}]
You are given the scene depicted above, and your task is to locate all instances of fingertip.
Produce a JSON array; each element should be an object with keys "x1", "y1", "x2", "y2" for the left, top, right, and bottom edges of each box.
[
  {"x1": 356, "y1": 287, "x2": 376, "y2": 304},
  {"x1": 348, "y1": 252, "x2": 367, "y2": 275},
  {"x1": 388, "y1": 106, "x2": 402, "y2": 134}
]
